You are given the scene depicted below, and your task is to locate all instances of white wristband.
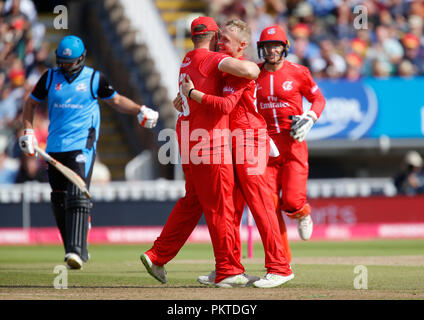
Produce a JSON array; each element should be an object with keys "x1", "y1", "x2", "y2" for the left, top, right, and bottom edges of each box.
[{"x1": 306, "y1": 111, "x2": 318, "y2": 122}]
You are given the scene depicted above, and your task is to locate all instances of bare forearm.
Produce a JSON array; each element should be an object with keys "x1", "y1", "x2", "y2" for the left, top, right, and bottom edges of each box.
[
  {"x1": 188, "y1": 89, "x2": 204, "y2": 104},
  {"x1": 22, "y1": 98, "x2": 39, "y2": 129},
  {"x1": 238, "y1": 61, "x2": 260, "y2": 80},
  {"x1": 219, "y1": 59, "x2": 260, "y2": 80},
  {"x1": 105, "y1": 93, "x2": 159, "y2": 128},
  {"x1": 107, "y1": 93, "x2": 141, "y2": 115}
]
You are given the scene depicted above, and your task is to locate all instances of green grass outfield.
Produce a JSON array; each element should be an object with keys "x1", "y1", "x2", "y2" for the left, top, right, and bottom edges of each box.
[{"x1": 0, "y1": 239, "x2": 423, "y2": 300}]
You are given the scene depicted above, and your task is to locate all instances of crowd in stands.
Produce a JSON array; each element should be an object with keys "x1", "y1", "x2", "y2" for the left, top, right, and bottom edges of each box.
[
  {"x1": 1, "y1": 0, "x2": 424, "y2": 189},
  {"x1": 394, "y1": 150, "x2": 424, "y2": 195},
  {"x1": 0, "y1": 0, "x2": 50, "y2": 184},
  {"x1": 0, "y1": 0, "x2": 113, "y2": 185},
  {"x1": 210, "y1": 0, "x2": 424, "y2": 80}
]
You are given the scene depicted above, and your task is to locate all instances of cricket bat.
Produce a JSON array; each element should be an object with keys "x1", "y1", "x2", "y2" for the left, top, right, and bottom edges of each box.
[{"x1": 35, "y1": 146, "x2": 91, "y2": 199}]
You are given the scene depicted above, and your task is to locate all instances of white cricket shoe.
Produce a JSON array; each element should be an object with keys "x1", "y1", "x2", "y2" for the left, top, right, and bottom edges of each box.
[
  {"x1": 197, "y1": 270, "x2": 216, "y2": 285},
  {"x1": 140, "y1": 253, "x2": 167, "y2": 284},
  {"x1": 243, "y1": 273, "x2": 261, "y2": 286},
  {"x1": 298, "y1": 214, "x2": 313, "y2": 240},
  {"x1": 216, "y1": 273, "x2": 259, "y2": 288},
  {"x1": 199, "y1": 271, "x2": 259, "y2": 286},
  {"x1": 65, "y1": 253, "x2": 83, "y2": 270},
  {"x1": 253, "y1": 273, "x2": 294, "y2": 288}
]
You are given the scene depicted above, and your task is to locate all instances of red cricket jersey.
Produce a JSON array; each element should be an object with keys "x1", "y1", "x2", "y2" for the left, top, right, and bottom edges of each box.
[
  {"x1": 223, "y1": 73, "x2": 267, "y2": 132},
  {"x1": 256, "y1": 60, "x2": 325, "y2": 136},
  {"x1": 200, "y1": 56, "x2": 267, "y2": 132},
  {"x1": 178, "y1": 48, "x2": 231, "y2": 158}
]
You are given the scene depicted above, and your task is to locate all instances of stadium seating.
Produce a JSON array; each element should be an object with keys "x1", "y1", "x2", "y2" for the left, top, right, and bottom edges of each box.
[
  {"x1": 154, "y1": 0, "x2": 208, "y2": 57},
  {"x1": 0, "y1": 178, "x2": 397, "y2": 205}
]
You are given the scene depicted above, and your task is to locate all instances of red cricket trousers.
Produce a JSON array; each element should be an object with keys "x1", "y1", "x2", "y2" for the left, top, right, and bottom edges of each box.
[
  {"x1": 145, "y1": 119, "x2": 244, "y2": 283},
  {"x1": 266, "y1": 130, "x2": 309, "y2": 213},
  {"x1": 264, "y1": 130, "x2": 309, "y2": 262},
  {"x1": 231, "y1": 131, "x2": 292, "y2": 276}
]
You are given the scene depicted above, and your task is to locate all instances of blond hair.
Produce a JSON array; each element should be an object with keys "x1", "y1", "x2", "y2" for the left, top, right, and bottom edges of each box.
[{"x1": 225, "y1": 19, "x2": 251, "y2": 44}]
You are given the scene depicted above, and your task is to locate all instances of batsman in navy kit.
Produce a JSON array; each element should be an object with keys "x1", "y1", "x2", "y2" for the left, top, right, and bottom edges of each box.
[{"x1": 19, "y1": 35, "x2": 159, "y2": 269}]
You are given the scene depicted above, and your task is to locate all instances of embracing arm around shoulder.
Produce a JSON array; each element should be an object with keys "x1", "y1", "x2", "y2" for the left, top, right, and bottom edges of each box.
[
  {"x1": 181, "y1": 74, "x2": 243, "y2": 114},
  {"x1": 218, "y1": 58, "x2": 260, "y2": 80}
]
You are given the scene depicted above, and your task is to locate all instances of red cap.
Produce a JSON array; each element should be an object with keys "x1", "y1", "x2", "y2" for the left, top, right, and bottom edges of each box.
[
  {"x1": 402, "y1": 33, "x2": 420, "y2": 49},
  {"x1": 12, "y1": 18, "x2": 25, "y2": 30},
  {"x1": 292, "y1": 23, "x2": 310, "y2": 38},
  {"x1": 351, "y1": 38, "x2": 367, "y2": 56},
  {"x1": 345, "y1": 52, "x2": 363, "y2": 67},
  {"x1": 258, "y1": 25, "x2": 288, "y2": 46},
  {"x1": 191, "y1": 16, "x2": 219, "y2": 36},
  {"x1": 8, "y1": 68, "x2": 25, "y2": 85}
]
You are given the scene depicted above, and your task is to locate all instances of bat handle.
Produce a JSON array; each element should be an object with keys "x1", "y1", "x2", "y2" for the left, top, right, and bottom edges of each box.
[
  {"x1": 83, "y1": 190, "x2": 92, "y2": 199},
  {"x1": 34, "y1": 145, "x2": 50, "y2": 160}
]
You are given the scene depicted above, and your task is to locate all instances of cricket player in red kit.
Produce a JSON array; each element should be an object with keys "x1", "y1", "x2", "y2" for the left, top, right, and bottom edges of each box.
[
  {"x1": 182, "y1": 20, "x2": 293, "y2": 288},
  {"x1": 141, "y1": 17, "x2": 262, "y2": 287},
  {"x1": 256, "y1": 25, "x2": 326, "y2": 256}
]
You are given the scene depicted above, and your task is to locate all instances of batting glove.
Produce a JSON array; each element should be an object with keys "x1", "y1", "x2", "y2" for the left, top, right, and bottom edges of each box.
[
  {"x1": 19, "y1": 128, "x2": 38, "y2": 156},
  {"x1": 137, "y1": 105, "x2": 159, "y2": 129},
  {"x1": 290, "y1": 111, "x2": 317, "y2": 142}
]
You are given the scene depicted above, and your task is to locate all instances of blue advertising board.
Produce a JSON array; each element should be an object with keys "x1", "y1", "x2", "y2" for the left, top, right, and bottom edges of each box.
[{"x1": 308, "y1": 77, "x2": 424, "y2": 140}]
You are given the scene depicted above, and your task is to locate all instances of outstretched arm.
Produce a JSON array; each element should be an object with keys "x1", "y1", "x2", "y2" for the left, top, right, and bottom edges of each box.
[
  {"x1": 104, "y1": 93, "x2": 141, "y2": 115},
  {"x1": 104, "y1": 93, "x2": 159, "y2": 128},
  {"x1": 98, "y1": 73, "x2": 158, "y2": 128}
]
